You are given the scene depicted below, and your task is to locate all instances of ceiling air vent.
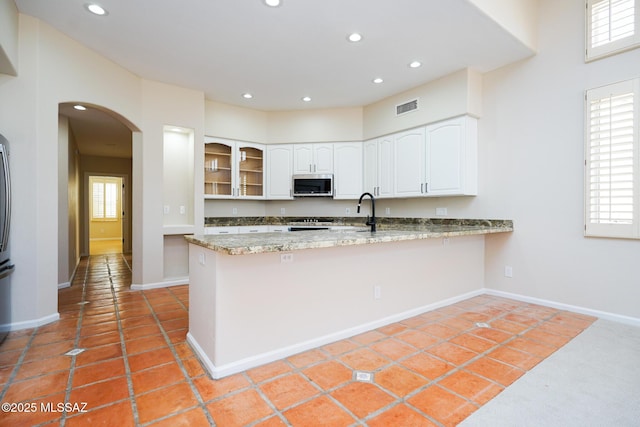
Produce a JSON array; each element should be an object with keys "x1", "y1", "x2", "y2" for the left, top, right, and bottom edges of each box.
[{"x1": 396, "y1": 98, "x2": 419, "y2": 116}]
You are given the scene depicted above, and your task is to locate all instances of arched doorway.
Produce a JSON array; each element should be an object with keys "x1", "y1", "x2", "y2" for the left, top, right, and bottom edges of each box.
[{"x1": 58, "y1": 102, "x2": 139, "y2": 288}]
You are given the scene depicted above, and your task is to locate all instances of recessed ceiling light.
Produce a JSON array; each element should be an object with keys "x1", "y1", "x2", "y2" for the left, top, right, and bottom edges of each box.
[
  {"x1": 372, "y1": 78, "x2": 384, "y2": 84},
  {"x1": 242, "y1": 93, "x2": 253, "y2": 99},
  {"x1": 73, "y1": 105, "x2": 87, "y2": 111},
  {"x1": 347, "y1": 33, "x2": 363, "y2": 42},
  {"x1": 264, "y1": 0, "x2": 281, "y2": 7},
  {"x1": 85, "y1": 3, "x2": 108, "y2": 16},
  {"x1": 409, "y1": 61, "x2": 422, "y2": 68},
  {"x1": 302, "y1": 96, "x2": 311, "y2": 102}
]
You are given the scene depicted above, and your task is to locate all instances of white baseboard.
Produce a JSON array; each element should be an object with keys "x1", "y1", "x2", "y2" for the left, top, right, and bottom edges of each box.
[
  {"x1": 130, "y1": 277, "x2": 189, "y2": 291},
  {"x1": 58, "y1": 257, "x2": 81, "y2": 289},
  {"x1": 484, "y1": 289, "x2": 640, "y2": 328},
  {"x1": 187, "y1": 289, "x2": 484, "y2": 379},
  {"x1": 0, "y1": 312, "x2": 60, "y2": 332}
]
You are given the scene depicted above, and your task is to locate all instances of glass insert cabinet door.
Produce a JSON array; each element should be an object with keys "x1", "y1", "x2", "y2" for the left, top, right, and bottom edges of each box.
[
  {"x1": 237, "y1": 145, "x2": 264, "y2": 197},
  {"x1": 204, "y1": 142, "x2": 233, "y2": 197},
  {"x1": 204, "y1": 139, "x2": 265, "y2": 198}
]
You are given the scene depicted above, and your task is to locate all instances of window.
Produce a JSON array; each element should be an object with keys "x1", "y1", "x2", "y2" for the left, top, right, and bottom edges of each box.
[
  {"x1": 586, "y1": 0, "x2": 639, "y2": 60},
  {"x1": 585, "y1": 79, "x2": 640, "y2": 238},
  {"x1": 91, "y1": 177, "x2": 120, "y2": 221}
]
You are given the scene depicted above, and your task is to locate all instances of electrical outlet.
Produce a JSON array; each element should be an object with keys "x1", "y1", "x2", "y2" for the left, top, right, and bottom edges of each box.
[
  {"x1": 504, "y1": 266, "x2": 513, "y2": 278},
  {"x1": 436, "y1": 207, "x2": 448, "y2": 216},
  {"x1": 163, "y1": 205, "x2": 170, "y2": 215},
  {"x1": 385, "y1": 207, "x2": 391, "y2": 215},
  {"x1": 198, "y1": 253, "x2": 206, "y2": 266},
  {"x1": 280, "y1": 253, "x2": 294, "y2": 263},
  {"x1": 232, "y1": 207, "x2": 238, "y2": 215},
  {"x1": 179, "y1": 205, "x2": 186, "y2": 215},
  {"x1": 280, "y1": 208, "x2": 286, "y2": 215},
  {"x1": 374, "y1": 285, "x2": 381, "y2": 299},
  {"x1": 443, "y1": 237, "x2": 450, "y2": 246},
  {"x1": 345, "y1": 207, "x2": 351, "y2": 214}
]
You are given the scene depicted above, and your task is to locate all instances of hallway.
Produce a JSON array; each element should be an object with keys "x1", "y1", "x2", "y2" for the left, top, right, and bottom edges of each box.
[{"x1": 0, "y1": 254, "x2": 597, "y2": 426}]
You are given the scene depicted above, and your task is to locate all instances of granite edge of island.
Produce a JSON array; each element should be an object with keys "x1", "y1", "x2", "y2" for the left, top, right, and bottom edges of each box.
[{"x1": 187, "y1": 217, "x2": 514, "y2": 255}]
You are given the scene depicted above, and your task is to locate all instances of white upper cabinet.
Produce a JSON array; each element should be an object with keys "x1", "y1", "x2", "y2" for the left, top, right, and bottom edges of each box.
[
  {"x1": 363, "y1": 136, "x2": 394, "y2": 198},
  {"x1": 363, "y1": 116, "x2": 479, "y2": 199},
  {"x1": 293, "y1": 143, "x2": 334, "y2": 174},
  {"x1": 206, "y1": 116, "x2": 476, "y2": 201},
  {"x1": 425, "y1": 116, "x2": 477, "y2": 196},
  {"x1": 333, "y1": 142, "x2": 363, "y2": 199},
  {"x1": 266, "y1": 144, "x2": 294, "y2": 199},
  {"x1": 394, "y1": 128, "x2": 426, "y2": 197},
  {"x1": 204, "y1": 137, "x2": 265, "y2": 199}
]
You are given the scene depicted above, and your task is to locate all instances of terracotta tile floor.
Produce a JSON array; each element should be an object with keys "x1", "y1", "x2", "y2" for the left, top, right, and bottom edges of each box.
[{"x1": 0, "y1": 254, "x2": 597, "y2": 426}]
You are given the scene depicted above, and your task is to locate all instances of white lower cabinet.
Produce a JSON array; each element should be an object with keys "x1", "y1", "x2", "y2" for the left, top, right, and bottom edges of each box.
[
  {"x1": 205, "y1": 225, "x2": 290, "y2": 234},
  {"x1": 204, "y1": 227, "x2": 239, "y2": 235},
  {"x1": 238, "y1": 226, "x2": 270, "y2": 233}
]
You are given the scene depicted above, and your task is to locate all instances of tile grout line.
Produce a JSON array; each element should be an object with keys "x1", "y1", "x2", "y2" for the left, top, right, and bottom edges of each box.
[
  {"x1": 392, "y1": 301, "x2": 591, "y2": 425},
  {"x1": 58, "y1": 255, "x2": 93, "y2": 427},
  {"x1": 106, "y1": 253, "x2": 142, "y2": 426},
  {"x1": 0, "y1": 327, "x2": 38, "y2": 402},
  {"x1": 138, "y1": 284, "x2": 217, "y2": 427}
]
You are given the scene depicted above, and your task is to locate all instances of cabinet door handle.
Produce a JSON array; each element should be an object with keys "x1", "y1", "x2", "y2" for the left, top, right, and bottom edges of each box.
[
  {"x1": 425, "y1": 183, "x2": 428, "y2": 193},
  {"x1": 421, "y1": 183, "x2": 424, "y2": 193}
]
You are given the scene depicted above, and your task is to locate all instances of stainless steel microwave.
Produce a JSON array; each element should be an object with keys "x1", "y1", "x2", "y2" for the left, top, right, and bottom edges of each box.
[{"x1": 292, "y1": 174, "x2": 333, "y2": 197}]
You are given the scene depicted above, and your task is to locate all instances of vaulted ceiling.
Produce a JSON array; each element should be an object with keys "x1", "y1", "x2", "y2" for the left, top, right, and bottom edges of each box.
[{"x1": 16, "y1": 0, "x2": 535, "y2": 157}]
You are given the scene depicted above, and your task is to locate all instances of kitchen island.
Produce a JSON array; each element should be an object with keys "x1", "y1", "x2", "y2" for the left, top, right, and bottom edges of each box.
[{"x1": 186, "y1": 220, "x2": 512, "y2": 379}]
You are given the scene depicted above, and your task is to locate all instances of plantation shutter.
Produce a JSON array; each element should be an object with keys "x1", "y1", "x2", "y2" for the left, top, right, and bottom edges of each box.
[
  {"x1": 92, "y1": 181, "x2": 105, "y2": 219},
  {"x1": 585, "y1": 79, "x2": 640, "y2": 238},
  {"x1": 104, "y1": 182, "x2": 118, "y2": 219},
  {"x1": 587, "y1": 0, "x2": 639, "y2": 60},
  {"x1": 90, "y1": 177, "x2": 120, "y2": 221}
]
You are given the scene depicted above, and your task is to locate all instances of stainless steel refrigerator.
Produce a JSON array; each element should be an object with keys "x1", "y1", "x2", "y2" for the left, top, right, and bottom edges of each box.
[{"x1": 0, "y1": 133, "x2": 15, "y2": 345}]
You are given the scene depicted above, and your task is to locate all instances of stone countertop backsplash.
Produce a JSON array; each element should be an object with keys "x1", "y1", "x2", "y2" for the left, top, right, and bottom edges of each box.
[
  {"x1": 189, "y1": 217, "x2": 514, "y2": 255},
  {"x1": 204, "y1": 216, "x2": 512, "y2": 229}
]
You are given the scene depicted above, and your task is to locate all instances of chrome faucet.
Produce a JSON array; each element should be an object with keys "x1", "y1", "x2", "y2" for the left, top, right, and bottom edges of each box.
[{"x1": 357, "y1": 192, "x2": 376, "y2": 232}]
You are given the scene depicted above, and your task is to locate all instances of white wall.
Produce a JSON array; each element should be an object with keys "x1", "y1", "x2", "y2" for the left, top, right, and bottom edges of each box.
[
  {"x1": 480, "y1": 0, "x2": 640, "y2": 318},
  {"x1": 363, "y1": 68, "x2": 482, "y2": 140},
  {"x1": 139, "y1": 80, "x2": 204, "y2": 287},
  {"x1": 267, "y1": 107, "x2": 363, "y2": 143},
  {"x1": 205, "y1": 100, "x2": 267, "y2": 143}
]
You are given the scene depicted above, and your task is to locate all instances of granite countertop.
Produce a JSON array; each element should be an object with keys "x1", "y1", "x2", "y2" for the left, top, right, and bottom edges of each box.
[{"x1": 187, "y1": 218, "x2": 513, "y2": 255}]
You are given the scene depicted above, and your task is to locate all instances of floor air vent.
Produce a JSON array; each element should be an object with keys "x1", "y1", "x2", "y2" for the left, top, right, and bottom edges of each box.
[{"x1": 396, "y1": 98, "x2": 419, "y2": 116}]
